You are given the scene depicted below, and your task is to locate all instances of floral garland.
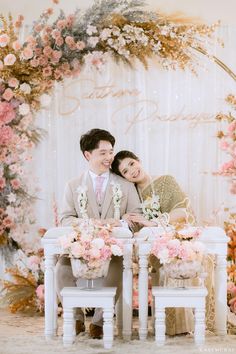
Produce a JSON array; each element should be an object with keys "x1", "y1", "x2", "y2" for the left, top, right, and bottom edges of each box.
[
  {"x1": 216, "y1": 94, "x2": 236, "y2": 194},
  {"x1": 77, "y1": 181, "x2": 122, "y2": 220},
  {"x1": 0, "y1": 0, "x2": 217, "y2": 250}
]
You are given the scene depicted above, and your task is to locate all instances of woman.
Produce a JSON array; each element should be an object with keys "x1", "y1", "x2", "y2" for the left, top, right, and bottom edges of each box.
[
  {"x1": 111, "y1": 151, "x2": 215, "y2": 335},
  {"x1": 111, "y1": 150, "x2": 195, "y2": 227}
]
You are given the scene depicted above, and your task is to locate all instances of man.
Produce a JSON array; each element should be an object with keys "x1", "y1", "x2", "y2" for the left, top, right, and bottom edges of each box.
[{"x1": 55, "y1": 128, "x2": 141, "y2": 339}]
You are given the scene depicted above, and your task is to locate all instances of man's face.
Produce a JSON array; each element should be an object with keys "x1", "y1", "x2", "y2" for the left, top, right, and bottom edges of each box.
[{"x1": 84, "y1": 140, "x2": 114, "y2": 175}]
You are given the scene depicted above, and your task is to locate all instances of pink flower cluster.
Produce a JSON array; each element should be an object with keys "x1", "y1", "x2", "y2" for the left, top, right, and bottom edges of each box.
[
  {"x1": 227, "y1": 281, "x2": 236, "y2": 314},
  {"x1": 218, "y1": 112, "x2": 236, "y2": 194},
  {"x1": 151, "y1": 227, "x2": 205, "y2": 265},
  {"x1": 59, "y1": 220, "x2": 123, "y2": 270}
]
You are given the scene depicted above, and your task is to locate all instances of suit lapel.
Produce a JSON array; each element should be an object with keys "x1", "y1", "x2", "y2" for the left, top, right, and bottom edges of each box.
[
  {"x1": 86, "y1": 173, "x2": 100, "y2": 219},
  {"x1": 101, "y1": 174, "x2": 113, "y2": 219}
]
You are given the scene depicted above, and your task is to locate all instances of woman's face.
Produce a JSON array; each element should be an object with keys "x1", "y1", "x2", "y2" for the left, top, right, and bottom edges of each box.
[{"x1": 118, "y1": 157, "x2": 145, "y2": 183}]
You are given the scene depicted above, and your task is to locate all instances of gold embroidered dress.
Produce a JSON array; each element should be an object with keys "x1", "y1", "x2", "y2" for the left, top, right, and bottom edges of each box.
[{"x1": 140, "y1": 175, "x2": 215, "y2": 335}]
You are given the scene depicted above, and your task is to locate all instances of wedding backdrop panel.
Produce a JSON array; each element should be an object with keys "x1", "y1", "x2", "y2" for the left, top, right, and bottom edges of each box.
[{"x1": 33, "y1": 25, "x2": 236, "y2": 230}]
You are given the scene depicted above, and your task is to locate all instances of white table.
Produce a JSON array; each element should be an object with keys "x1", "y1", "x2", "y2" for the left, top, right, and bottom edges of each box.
[
  {"x1": 152, "y1": 287, "x2": 208, "y2": 346},
  {"x1": 136, "y1": 226, "x2": 229, "y2": 340},
  {"x1": 42, "y1": 226, "x2": 134, "y2": 340},
  {"x1": 61, "y1": 287, "x2": 117, "y2": 349}
]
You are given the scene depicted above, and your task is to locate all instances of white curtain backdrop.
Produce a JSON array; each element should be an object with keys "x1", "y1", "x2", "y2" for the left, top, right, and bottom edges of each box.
[{"x1": 32, "y1": 25, "x2": 236, "y2": 231}]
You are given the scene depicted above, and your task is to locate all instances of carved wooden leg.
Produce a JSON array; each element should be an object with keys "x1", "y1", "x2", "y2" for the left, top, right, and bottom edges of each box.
[
  {"x1": 116, "y1": 296, "x2": 123, "y2": 337},
  {"x1": 44, "y1": 254, "x2": 57, "y2": 339},
  {"x1": 194, "y1": 308, "x2": 205, "y2": 345},
  {"x1": 138, "y1": 243, "x2": 149, "y2": 340},
  {"x1": 155, "y1": 307, "x2": 166, "y2": 346},
  {"x1": 215, "y1": 254, "x2": 227, "y2": 335},
  {"x1": 103, "y1": 307, "x2": 114, "y2": 349},
  {"x1": 122, "y1": 242, "x2": 133, "y2": 340},
  {"x1": 63, "y1": 308, "x2": 75, "y2": 346}
]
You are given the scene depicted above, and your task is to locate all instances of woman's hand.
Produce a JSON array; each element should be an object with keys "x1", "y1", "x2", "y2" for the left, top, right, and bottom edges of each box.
[{"x1": 122, "y1": 213, "x2": 157, "y2": 227}]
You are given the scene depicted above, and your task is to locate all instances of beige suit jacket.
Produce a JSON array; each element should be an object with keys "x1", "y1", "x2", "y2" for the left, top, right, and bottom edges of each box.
[{"x1": 60, "y1": 171, "x2": 141, "y2": 226}]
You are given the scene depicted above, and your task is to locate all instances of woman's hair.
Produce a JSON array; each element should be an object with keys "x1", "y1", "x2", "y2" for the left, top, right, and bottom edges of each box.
[{"x1": 111, "y1": 150, "x2": 139, "y2": 176}]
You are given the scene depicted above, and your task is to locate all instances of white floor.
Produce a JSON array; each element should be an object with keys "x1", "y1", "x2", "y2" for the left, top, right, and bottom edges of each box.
[{"x1": 0, "y1": 309, "x2": 235, "y2": 354}]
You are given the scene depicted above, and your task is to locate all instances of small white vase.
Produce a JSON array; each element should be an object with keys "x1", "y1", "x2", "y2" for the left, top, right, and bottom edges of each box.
[
  {"x1": 163, "y1": 259, "x2": 202, "y2": 280},
  {"x1": 71, "y1": 258, "x2": 110, "y2": 289}
]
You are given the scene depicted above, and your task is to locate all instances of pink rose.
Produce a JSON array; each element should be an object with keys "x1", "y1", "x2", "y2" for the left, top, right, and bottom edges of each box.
[
  {"x1": 51, "y1": 29, "x2": 61, "y2": 39},
  {"x1": 8, "y1": 78, "x2": 19, "y2": 88},
  {"x1": 22, "y1": 47, "x2": 33, "y2": 60},
  {"x1": 30, "y1": 58, "x2": 39, "y2": 67},
  {"x1": 11, "y1": 179, "x2": 20, "y2": 190},
  {"x1": 56, "y1": 19, "x2": 67, "y2": 30},
  {"x1": 3, "y1": 217, "x2": 13, "y2": 229},
  {"x1": 76, "y1": 41, "x2": 86, "y2": 50},
  {"x1": 0, "y1": 34, "x2": 10, "y2": 47},
  {"x1": 42, "y1": 66, "x2": 52, "y2": 77},
  {"x1": 36, "y1": 284, "x2": 45, "y2": 301},
  {"x1": 0, "y1": 177, "x2": 6, "y2": 189},
  {"x1": 55, "y1": 37, "x2": 64, "y2": 46},
  {"x1": 43, "y1": 46, "x2": 53, "y2": 57},
  {"x1": 2, "y1": 88, "x2": 14, "y2": 101},
  {"x1": 52, "y1": 50, "x2": 62, "y2": 61},
  {"x1": 4, "y1": 54, "x2": 16, "y2": 66},
  {"x1": 228, "y1": 121, "x2": 236, "y2": 132},
  {"x1": 12, "y1": 41, "x2": 21, "y2": 51}
]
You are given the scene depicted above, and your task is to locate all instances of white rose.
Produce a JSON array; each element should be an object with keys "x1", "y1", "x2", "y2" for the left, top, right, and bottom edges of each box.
[
  {"x1": 40, "y1": 93, "x2": 52, "y2": 107},
  {"x1": 111, "y1": 244, "x2": 123, "y2": 256},
  {"x1": 20, "y1": 83, "x2": 31, "y2": 94},
  {"x1": 19, "y1": 103, "x2": 30, "y2": 116}
]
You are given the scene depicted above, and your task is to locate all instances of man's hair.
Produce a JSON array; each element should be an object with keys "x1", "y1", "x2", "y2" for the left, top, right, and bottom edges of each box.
[
  {"x1": 80, "y1": 128, "x2": 115, "y2": 154},
  {"x1": 111, "y1": 150, "x2": 139, "y2": 176}
]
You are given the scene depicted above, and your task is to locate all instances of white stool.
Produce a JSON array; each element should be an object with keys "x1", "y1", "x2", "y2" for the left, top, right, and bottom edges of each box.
[
  {"x1": 61, "y1": 287, "x2": 117, "y2": 349},
  {"x1": 152, "y1": 286, "x2": 208, "y2": 346}
]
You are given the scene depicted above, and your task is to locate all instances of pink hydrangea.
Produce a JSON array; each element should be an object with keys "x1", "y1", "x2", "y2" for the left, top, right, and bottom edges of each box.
[
  {"x1": 0, "y1": 101, "x2": 15, "y2": 125},
  {"x1": 0, "y1": 125, "x2": 15, "y2": 145}
]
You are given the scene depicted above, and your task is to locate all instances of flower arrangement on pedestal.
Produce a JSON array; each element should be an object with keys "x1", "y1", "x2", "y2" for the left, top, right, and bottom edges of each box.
[
  {"x1": 59, "y1": 220, "x2": 123, "y2": 282},
  {"x1": 151, "y1": 227, "x2": 205, "y2": 279},
  {"x1": 0, "y1": 242, "x2": 45, "y2": 313}
]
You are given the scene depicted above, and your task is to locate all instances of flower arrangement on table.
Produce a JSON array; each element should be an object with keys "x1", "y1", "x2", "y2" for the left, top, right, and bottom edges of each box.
[
  {"x1": 59, "y1": 220, "x2": 123, "y2": 280},
  {"x1": 151, "y1": 227, "x2": 205, "y2": 279}
]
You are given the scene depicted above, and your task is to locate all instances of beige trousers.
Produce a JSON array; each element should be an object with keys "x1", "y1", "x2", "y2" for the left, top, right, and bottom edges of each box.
[{"x1": 55, "y1": 255, "x2": 123, "y2": 327}]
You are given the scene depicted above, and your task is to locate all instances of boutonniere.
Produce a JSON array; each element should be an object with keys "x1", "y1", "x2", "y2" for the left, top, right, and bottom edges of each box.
[
  {"x1": 77, "y1": 181, "x2": 123, "y2": 220},
  {"x1": 111, "y1": 182, "x2": 122, "y2": 220},
  {"x1": 77, "y1": 186, "x2": 88, "y2": 219}
]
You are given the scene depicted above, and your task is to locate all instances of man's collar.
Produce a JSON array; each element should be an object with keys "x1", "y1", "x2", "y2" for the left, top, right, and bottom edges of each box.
[{"x1": 88, "y1": 170, "x2": 110, "y2": 179}]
